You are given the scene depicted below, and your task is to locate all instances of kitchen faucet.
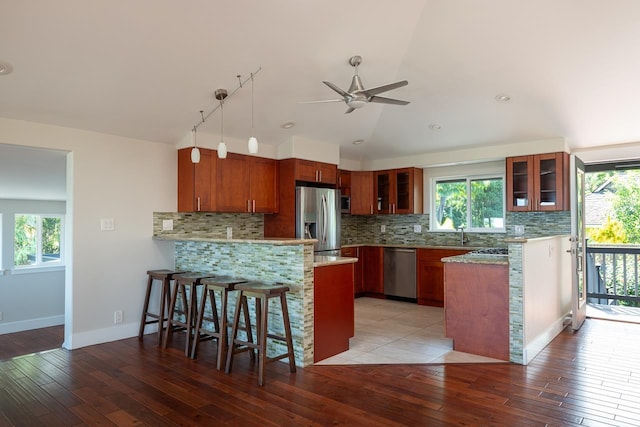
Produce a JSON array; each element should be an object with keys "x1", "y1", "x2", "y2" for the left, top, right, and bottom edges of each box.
[{"x1": 457, "y1": 226, "x2": 468, "y2": 246}]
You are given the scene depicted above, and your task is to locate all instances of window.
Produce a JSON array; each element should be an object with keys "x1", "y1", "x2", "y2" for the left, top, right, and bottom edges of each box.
[
  {"x1": 432, "y1": 175, "x2": 505, "y2": 232},
  {"x1": 14, "y1": 214, "x2": 64, "y2": 268}
]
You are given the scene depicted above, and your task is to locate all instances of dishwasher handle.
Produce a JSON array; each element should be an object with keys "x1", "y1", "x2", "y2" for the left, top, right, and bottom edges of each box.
[{"x1": 386, "y1": 248, "x2": 416, "y2": 253}]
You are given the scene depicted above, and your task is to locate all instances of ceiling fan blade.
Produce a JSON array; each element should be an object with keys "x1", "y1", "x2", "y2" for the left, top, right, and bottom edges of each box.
[
  {"x1": 369, "y1": 95, "x2": 410, "y2": 106},
  {"x1": 300, "y1": 99, "x2": 343, "y2": 104},
  {"x1": 344, "y1": 107, "x2": 356, "y2": 114},
  {"x1": 362, "y1": 80, "x2": 408, "y2": 97},
  {"x1": 323, "y1": 81, "x2": 351, "y2": 98}
]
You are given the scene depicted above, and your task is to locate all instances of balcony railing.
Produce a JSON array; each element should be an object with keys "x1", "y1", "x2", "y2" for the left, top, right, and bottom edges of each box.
[{"x1": 587, "y1": 244, "x2": 640, "y2": 307}]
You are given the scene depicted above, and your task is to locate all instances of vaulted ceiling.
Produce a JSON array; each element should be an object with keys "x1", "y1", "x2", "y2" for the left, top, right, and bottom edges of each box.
[{"x1": 2, "y1": 0, "x2": 640, "y2": 162}]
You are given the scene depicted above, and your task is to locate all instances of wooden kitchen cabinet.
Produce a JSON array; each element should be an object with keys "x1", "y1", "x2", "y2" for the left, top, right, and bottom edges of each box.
[
  {"x1": 374, "y1": 168, "x2": 423, "y2": 214},
  {"x1": 294, "y1": 159, "x2": 337, "y2": 185},
  {"x1": 350, "y1": 171, "x2": 374, "y2": 215},
  {"x1": 417, "y1": 248, "x2": 469, "y2": 307},
  {"x1": 314, "y1": 262, "x2": 355, "y2": 362},
  {"x1": 362, "y1": 246, "x2": 384, "y2": 295},
  {"x1": 341, "y1": 246, "x2": 364, "y2": 295},
  {"x1": 338, "y1": 169, "x2": 351, "y2": 196},
  {"x1": 177, "y1": 147, "x2": 216, "y2": 212},
  {"x1": 506, "y1": 152, "x2": 569, "y2": 212},
  {"x1": 216, "y1": 153, "x2": 278, "y2": 213}
]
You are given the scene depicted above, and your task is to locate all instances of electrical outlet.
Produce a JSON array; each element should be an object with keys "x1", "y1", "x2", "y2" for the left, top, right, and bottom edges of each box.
[
  {"x1": 114, "y1": 310, "x2": 123, "y2": 324},
  {"x1": 162, "y1": 219, "x2": 173, "y2": 231},
  {"x1": 414, "y1": 224, "x2": 422, "y2": 233},
  {"x1": 100, "y1": 218, "x2": 115, "y2": 231},
  {"x1": 380, "y1": 225, "x2": 386, "y2": 233},
  {"x1": 514, "y1": 225, "x2": 525, "y2": 236},
  {"x1": 226, "y1": 226, "x2": 233, "y2": 239}
]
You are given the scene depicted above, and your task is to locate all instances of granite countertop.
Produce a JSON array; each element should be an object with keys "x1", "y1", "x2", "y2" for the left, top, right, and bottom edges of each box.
[
  {"x1": 441, "y1": 253, "x2": 509, "y2": 265},
  {"x1": 341, "y1": 243, "x2": 481, "y2": 251},
  {"x1": 154, "y1": 234, "x2": 317, "y2": 245},
  {"x1": 314, "y1": 256, "x2": 358, "y2": 267}
]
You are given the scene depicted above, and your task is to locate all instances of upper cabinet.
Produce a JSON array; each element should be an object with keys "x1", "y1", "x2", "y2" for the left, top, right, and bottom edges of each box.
[
  {"x1": 177, "y1": 149, "x2": 277, "y2": 213},
  {"x1": 216, "y1": 154, "x2": 278, "y2": 213},
  {"x1": 338, "y1": 170, "x2": 351, "y2": 196},
  {"x1": 374, "y1": 168, "x2": 423, "y2": 214},
  {"x1": 294, "y1": 159, "x2": 337, "y2": 185},
  {"x1": 177, "y1": 147, "x2": 216, "y2": 212},
  {"x1": 506, "y1": 152, "x2": 569, "y2": 211},
  {"x1": 350, "y1": 171, "x2": 374, "y2": 215}
]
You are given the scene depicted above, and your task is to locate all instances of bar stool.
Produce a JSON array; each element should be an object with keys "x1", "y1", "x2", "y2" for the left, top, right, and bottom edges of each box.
[
  {"x1": 190, "y1": 276, "x2": 249, "y2": 369},
  {"x1": 163, "y1": 272, "x2": 213, "y2": 356},
  {"x1": 138, "y1": 269, "x2": 187, "y2": 345},
  {"x1": 225, "y1": 282, "x2": 296, "y2": 386}
]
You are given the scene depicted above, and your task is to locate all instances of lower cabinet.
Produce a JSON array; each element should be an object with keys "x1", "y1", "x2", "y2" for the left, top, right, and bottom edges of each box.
[
  {"x1": 341, "y1": 247, "x2": 364, "y2": 295},
  {"x1": 362, "y1": 246, "x2": 384, "y2": 295},
  {"x1": 417, "y1": 248, "x2": 470, "y2": 307},
  {"x1": 313, "y1": 263, "x2": 355, "y2": 362}
]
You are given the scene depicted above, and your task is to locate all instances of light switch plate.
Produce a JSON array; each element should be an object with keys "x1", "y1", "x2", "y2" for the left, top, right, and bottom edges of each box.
[
  {"x1": 514, "y1": 225, "x2": 524, "y2": 235},
  {"x1": 380, "y1": 225, "x2": 386, "y2": 233},
  {"x1": 226, "y1": 227, "x2": 233, "y2": 239},
  {"x1": 414, "y1": 224, "x2": 422, "y2": 233},
  {"x1": 100, "y1": 218, "x2": 115, "y2": 231},
  {"x1": 162, "y1": 219, "x2": 173, "y2": 231}
]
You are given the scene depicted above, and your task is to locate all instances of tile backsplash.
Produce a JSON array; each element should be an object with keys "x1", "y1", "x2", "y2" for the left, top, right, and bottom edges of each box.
[{"x1": 153, "y1": 210, "x2": 570, "y2": 247}]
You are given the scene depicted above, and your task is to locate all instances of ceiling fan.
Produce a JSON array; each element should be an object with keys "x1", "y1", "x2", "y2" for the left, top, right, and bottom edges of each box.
[{"x1": 306, "y1": 55, "x2": 410, "y2": 114}]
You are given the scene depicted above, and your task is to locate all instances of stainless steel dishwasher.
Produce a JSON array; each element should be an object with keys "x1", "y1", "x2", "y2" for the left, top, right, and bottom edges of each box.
[{"x1": 383, "y1": 247, "x2": 417, "y2": 299}]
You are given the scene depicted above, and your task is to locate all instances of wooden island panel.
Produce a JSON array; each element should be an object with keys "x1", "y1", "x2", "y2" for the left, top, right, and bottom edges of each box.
[
  {"x1": 444, "y1": 262, "x2": 509, "y2": 361},
  {"x1": 313, "y1": 263, "x2": 355, "y2": 362}
]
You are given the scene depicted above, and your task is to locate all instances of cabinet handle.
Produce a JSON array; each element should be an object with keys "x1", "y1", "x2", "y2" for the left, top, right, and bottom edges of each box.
[
  {"x1": 319, "y1": 170, "x2": 322, "y2": 182},
  {"x1": 252, "y1": 200, "x2": 256, "y2": 213},
  {"x1": 370, "y1": 205, "x2": 373, "y2": 215},
  {"x1": 339, "y1": 176, "x2": 342, "y2": 187},
  {"x1": 197, "y1": 197, "x2": 201, "y2": 212},
  {"x1": 247, "y1": 200, "x2": 251, "y2": 212}
]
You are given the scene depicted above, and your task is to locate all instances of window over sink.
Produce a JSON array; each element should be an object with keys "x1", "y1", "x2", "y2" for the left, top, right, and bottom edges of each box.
[{"x1": 431, "y1": 175, "x2": 505, "y2": 233}]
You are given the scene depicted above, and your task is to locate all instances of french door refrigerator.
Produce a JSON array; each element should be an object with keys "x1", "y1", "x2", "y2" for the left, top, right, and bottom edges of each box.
[{"x1": 295, "y1": 186, "x2": 341, "y2": 256}]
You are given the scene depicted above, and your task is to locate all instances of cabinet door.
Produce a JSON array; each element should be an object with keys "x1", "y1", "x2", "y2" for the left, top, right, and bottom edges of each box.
[
  {"x1": 506, "y1": 155, "x2": 534, "y2": 212},
  {"x1": 417, "y1": 249, "x2": 469, "y2": 307},
  {"x1": 249, "y1": 157, "x2": 278, "y2": 213},
  {"x1": 317, "y1": 162, "x2": 337, "y2": 185},
  {"x1": 216, "y1": 153, "x2": 250, "y2": 212},
  {"x1": 374, "y1": 170, "x2": 395, "y2": 214},
  {"x1": 350, "y1": 171, "x2": 374, "y2": 215},
  {"x1": 362, "y1": 246, "x2": 383, "y2": 294},
  {"x1": 294, "y1": 159, "x2": 319, "y2": 182},
  {"x1": 534, "y1": 152, "x2": 567, "y2": 211},
  {"x1": 342, "y1": 247, "x2": 363, "y2": 295},
  {"x1": 394, "y1": 168, "x2": 423, "y2": 214},
  {"x1": 177, "y1": 148, "x2": 215, "y2": 212},
  {"x1": 338, "y1": 170, "x2": 351, "y2": 195}
]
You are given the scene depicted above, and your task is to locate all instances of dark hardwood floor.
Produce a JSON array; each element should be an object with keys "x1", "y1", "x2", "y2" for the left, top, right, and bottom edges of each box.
[
  {"x1": 1, "y1": 319, "x2": 639, "y2": 426},
  {"x1": 0, "y1": 325, "x2": 63, "y2": 360}
]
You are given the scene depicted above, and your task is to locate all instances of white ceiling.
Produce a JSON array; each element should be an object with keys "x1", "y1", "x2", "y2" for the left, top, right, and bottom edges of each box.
[{"x1": 2, "y1": 0, "x2": 640, "y2": 162}]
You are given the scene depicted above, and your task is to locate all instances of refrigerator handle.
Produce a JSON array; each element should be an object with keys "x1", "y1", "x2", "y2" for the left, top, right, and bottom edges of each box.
[{"x1": 321, "y1": 194, "x2": 328, "y2": 243}]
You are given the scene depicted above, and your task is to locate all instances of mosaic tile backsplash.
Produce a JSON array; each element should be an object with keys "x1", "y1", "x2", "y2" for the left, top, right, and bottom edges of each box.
[{"x1": 153, "y1": 210, "x2": 571, "y2": 247}]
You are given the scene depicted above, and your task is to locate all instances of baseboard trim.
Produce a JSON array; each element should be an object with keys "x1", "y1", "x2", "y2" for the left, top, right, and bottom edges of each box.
[{"x1": 0, "y1": 315, "x2": 64, "y2": 335}]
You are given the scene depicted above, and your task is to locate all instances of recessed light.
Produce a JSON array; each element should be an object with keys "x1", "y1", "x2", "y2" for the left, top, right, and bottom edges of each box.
[
  {"x1": 495, "y1": 94, "x2": 511, "y2": 102},
  {"x1": 352, "y1": 139, "x2": 364, "y2": 145},
  {"x1": 281, "y1": 121, "x2": 296, "y2": 129},
  {"x1": 0, "y1": 61, "x2": 13, "y2": 76},
  {"x1": 429, "y1": 123, "x2": 441, "y2": 131}
]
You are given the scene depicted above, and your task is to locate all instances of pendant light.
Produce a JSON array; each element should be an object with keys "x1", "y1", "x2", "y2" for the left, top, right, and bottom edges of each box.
[
  {"x1": 190, "y1": 126, "x2": 200, "y2": 163},
  {"x1": 215, "y1": 89, "x2": 228, "y2": 159},
  {"x1": 247, "y1": 72, "x2": 259, "y2": 154}
]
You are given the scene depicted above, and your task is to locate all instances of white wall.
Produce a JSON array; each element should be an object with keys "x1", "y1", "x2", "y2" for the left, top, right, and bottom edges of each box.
[
  {"x1": 0, "y1": 118, "x2": 176, "y2": 349},
  {"x1": 0, "y1": 199, "x2": 66, "y2": 334},
  {"x1": 522, "y1": 235, "x2": 572, "y2": 364}
]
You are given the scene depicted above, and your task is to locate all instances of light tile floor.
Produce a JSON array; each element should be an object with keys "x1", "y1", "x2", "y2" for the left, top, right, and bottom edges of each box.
[{"x1": 315, "y1": 297, "x2": 505, "y2": 365}]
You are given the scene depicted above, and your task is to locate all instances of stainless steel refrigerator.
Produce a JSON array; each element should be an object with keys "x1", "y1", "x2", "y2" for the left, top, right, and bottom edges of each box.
[{"x1": 296, "y1": 186, "x2": 341, "y2": 256}]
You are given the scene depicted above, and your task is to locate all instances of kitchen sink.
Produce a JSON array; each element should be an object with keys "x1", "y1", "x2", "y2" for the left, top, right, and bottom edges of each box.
[{"x1": 469, "y1": 247, "x2": 509, "y2": 256}]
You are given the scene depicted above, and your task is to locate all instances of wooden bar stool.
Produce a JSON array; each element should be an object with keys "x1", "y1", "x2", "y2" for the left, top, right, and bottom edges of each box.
[
  {"x1": 225, "y1": 282, "x2": 296, "y2": 386},
  {"x1": 138, "y1": 269, "x2": 186, "y2": 345},
  {"x1": 163, "y1": 272, "x2": 213, "y2": 356},
  {"x1": 190, "y1": 276, "x2": 249, "y2": 369}
]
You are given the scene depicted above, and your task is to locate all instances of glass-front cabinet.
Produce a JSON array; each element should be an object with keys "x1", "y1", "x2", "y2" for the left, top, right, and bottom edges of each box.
[
  {"x1": 506, "y1": 152, "x2": 569, "y2": 211},
  {"x1": 374, "y1": 168, "x2": 423, "y2": 214}
]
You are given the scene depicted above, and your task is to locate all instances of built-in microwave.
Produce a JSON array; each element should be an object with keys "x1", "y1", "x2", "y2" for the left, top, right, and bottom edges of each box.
[{"x1": 340, "y1": 195, "x2": 350, "y2": 213}]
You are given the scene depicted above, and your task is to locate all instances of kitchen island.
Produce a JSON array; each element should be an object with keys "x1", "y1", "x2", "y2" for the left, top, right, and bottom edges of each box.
[{"x1": 154, "y1": 234, "x2": 356, "y2": 367}]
